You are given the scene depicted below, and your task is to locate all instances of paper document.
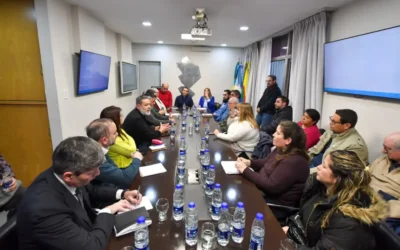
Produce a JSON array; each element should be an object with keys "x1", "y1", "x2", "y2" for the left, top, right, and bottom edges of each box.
[
  {"x1": 201, "y1": 113, "x2": 213, "y2": 117},
  {"x1": 170, "y1": 113, "x2": 180, "y2": 117},
  {"x1": 139, "y1": 163, "x2": 167, "y2": 177},
  {"x1": 221, "y1": 161, "x2": 239, "y2": 174},
  {"x1": 118, "y1": 196, "x2": 153, "y2": 214},
  {"x1": 149, "y1": 144, "x2": 166, "y2": 151},
  {"x1": 197, "y1": 107, "x2": 207, "y2": 111}
]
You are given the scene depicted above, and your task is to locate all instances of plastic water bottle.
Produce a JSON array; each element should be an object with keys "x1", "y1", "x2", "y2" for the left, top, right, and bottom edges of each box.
[
  {"x1": 185, "y1": 202, "x2": 198, "y2": 246},
  {"x1": 204, "y1": 122, "x2": 210, "y2": 141},
  {"x1": 180, "y1": 136, "x2": 186, "y2": 154},
  {"x1": 188, "y1": 122, "x2": 193, "y2": 136},
  {"x1": 232, "y1": 201, "x2": 246, "y2": 243},
  {"x1": 173, "y1": 184, "x2": 185, "y2": 221},
  {"x1": 192, "y1": 105, "x2": 197, "y2": 114},
  {"x1": 201, "y1": 149, "x2": 210, "y2": 189},
  {"x1": 195, "y1": 116, "x2": 200, "y2": 132},
  {"x1": 217, "y1": 202, "x2": 231, "y2": 246},
  {"x1": 134, "y1": 216, "x2": 149, "y2": 250},
  {"x1": 1, "y1": 166, "x2": 13, "y2": 191},
  {"x1": 205, "y1": 165, "x2": 215, "y2": 196},
  {"x1": 249, "y1": 213, "x2": 265, "y2": 250},
  {"x1": 183, "y1": 103, "x2": 187, "y2": 111},
  {"x1": 211, "y1": 183, "x2": 222, "y2": 220},
  {"x1": 182, "y1": 117, "x2": 187, "y2": 132},
  {"x1": 199, "y1": 138, "x2": 206, "y2": 159},
  {"x1": 170, "y1": 121, "x2": 176, "y2": 140},
  {"x1": 177, "y1": 160, "x2": 185, "y2": 178},
  {"x1": 179, "y1": 151, "x2": 186, "y2": 162}
]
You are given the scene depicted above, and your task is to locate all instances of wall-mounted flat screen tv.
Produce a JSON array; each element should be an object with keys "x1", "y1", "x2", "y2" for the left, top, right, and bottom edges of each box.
[
  {"x1": 77, "y1": 50, "x2": 111, "y2": 95},
  {"x1": 324, "y1": 25, "x2": 400, "y2": 100},
  {"x1": 119, "y1": 61, "x2": 137, "y2": 93}
]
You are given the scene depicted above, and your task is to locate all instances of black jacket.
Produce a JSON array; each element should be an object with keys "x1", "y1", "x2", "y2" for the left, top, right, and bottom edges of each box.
[
  {"x1": 174, "y1": 95, "x2": 194, "y2": 108},
  {"x1": 257, "y1": 84, "x2": 282, "y2": 115},
  {"x1": 17, "y1": 168, "x2": 119, "y2": 250},
  {"x1": 293, "y1": 174, "x2": 386, "y2": 250},
  {"x1": 123, "y1": 108, "x2": 161, "y2": 152},
  {"x1": 262, "y1": 106, "x2": 293, "y2": 135}
]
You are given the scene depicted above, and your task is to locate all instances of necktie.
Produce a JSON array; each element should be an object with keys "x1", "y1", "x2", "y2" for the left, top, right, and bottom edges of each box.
[{"x1": 75, "y1": 188, "x2": 84, "y2": 208}]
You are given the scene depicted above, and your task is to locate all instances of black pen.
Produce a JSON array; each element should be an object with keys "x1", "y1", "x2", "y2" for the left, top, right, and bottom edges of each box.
[{"x1": 136, "y1": 185, "x2": 141, "y2": 203}]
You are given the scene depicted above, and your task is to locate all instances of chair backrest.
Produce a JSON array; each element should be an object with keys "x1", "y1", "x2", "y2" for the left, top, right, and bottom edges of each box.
[
  {"x1": 374, "y1": 222, "x2": 400, "y2": 250},
  {"x1": 214, "y1": 102, "x2": 221, "y2": 110},
  {"x1": 0, "y1": 213, "x2": 18, "y2": 249}
]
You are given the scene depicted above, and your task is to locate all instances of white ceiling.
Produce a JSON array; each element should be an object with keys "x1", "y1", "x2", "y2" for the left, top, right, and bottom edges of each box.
[{"x1": 64, "y1": 0, "x2": 354, "y2": 48}]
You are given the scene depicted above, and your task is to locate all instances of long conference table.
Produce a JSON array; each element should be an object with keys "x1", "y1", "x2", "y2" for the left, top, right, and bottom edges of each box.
[{"x1": 108, "y1": 113, "x2": 286, "y2": 250}]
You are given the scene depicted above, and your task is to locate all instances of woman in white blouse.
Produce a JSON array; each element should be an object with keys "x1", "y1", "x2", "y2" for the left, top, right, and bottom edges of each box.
[{"x1": 214, "y1": 103, "x2": 260, "y2": 159}]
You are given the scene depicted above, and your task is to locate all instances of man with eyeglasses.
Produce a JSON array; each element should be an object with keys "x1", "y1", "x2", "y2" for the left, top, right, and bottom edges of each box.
[
  {"x1": 369, "y1": 132, "x2": 400, "y2": 235},
  {"x1": 308, "y1": 109, "x2": 368, "y2": 168},
  {"x1": 213, "y1": 90, "x2": 231, "y2": 122},
  {"x1": 86, "y1": 118, "x2": 143, "y2": 190},
  {"x1": 218, "y1": 97, "x2": 239, "y2": 133}
]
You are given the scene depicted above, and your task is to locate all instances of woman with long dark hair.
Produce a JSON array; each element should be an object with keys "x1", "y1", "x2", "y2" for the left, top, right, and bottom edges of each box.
[
  {"x1": 100, "y1": 106, "x2": 139, "y2": 168},
  {"x1": 198, "y1": 87, "x2": 215, "y2": 113},
  {"x1": 283, "y1": 150, "x2": 386, "y2": 249},
  {"x1": 235, "y1": 121, "x2": 310, "y2": 209}
]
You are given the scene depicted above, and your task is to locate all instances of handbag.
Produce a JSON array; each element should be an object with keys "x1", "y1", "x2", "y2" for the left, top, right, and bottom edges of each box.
[{"x1": 286, "y1": 214, "x2": 308, "y2": 245}]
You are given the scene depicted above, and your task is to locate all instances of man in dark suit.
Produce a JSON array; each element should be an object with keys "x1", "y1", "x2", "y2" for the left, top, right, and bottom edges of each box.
[
  {"x1": 17, "y1": 137, "x2": 142, "y2": 250},
  {"x1": 123, "y1": 95, "x2": 170, "y2": 153},
  {"x1": 174, "y1": 87, "x2": 194, "y2": 108}
]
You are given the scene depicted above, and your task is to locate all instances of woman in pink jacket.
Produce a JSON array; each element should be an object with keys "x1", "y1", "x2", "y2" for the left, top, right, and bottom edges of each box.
[{"x1": 298, "y1": 109, "x2": 321, "y2": 150}]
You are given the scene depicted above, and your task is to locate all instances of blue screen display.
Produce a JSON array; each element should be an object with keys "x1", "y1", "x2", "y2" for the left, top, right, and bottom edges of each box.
[
  {"x1": 77, "y1": 50, "x2": 111, "y2": 95},
  {"x1": 324, "y1": 26, "x2": 400, "y2": 100}
]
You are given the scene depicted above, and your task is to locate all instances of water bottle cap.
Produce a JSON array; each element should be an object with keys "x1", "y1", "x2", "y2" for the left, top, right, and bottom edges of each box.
[
  {"x1": 181, "y1": 137, "x2": 185, "y2": 140},
  {"x1": 221, "y1": 202, "x2": 228, "y2": 209},
  {"x1": 215, "y1": 183, "x2": 221, "y2": 189},
  {"x1": 176, "y1": 184, "x2": 183, "y2": 189},
  {"x1": 237, "y1": 201, "x2": 244, "y2": 208},
  {"x1": 137, "y1": 216, "x2": 146, "y2": 224},
  {"x1": 209, "y1": 165, "x2": 215, "y2": 170},
  {"x1": 188, "y1": 202, "x2": 196, "y2": 208},
  {"x1": 205, "y1": 149, "x2": 209, "y2": 152},
  {"x1": 180, "y1": 151, "x2": 185, "y2": 155},
  {"x1": 256, "y1": 213, "x2": 264, "y2": 220}
]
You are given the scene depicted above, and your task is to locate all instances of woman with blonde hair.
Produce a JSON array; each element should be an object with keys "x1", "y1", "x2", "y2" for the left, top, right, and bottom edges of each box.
[
  {"x1": 198, "y1": 87, "x2": 215, "y2": 113},
  {"x1": 283, "y1": 150, "x2": 386, "y2": 249},
  {"x1": 214, "y1": 103, "x2": 259, "y2": 158}
]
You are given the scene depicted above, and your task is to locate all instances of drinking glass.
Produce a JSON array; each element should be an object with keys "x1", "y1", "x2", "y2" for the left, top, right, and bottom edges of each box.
[
  {"x1": 156, "y1": 198, "x2": 169, "y2": 222},
  {"x1": 120, "y1": 247, "x2": 134, "y2": 250},
  {"x1": 201, "y1": 222, "x2": 215, "y2": 249},
  {"x1": 280, "y1": 238, "x2": 297, "y2": 250}
]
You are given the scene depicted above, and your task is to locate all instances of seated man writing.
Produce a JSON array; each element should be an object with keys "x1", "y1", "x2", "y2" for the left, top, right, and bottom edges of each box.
[
  {"x1": 370, "y1": 132, "x2": 400, "y2": 235},
  {"x1": 308, "y1": 109, "x2": 368, "y2": 168},
  {"x1": 17, "y1": 137, "x2": 142, "y2": 250}
]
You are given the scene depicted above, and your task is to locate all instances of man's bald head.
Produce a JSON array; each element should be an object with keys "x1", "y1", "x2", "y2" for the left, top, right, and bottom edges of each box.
[
  {"x1": 161, "y1": 83, "x2": 169, "y2": 93},
  {"x1": 228, "y1": 97, "x2": 239, "y2": 110},
  {"x1": 383, "y1": 132, "x2": 400, "y2": 162}
]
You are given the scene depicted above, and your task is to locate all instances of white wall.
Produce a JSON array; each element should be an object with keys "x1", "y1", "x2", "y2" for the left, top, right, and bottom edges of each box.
[
  {"x1": 131, "y1": 44, "x2": 242, "y2": 104},
  {"x1": 35, "y1": 0, "x2": 138, "y2": 145},
  {"x1": 322, "y1": 0, "x2": 400, "y2": 161}
]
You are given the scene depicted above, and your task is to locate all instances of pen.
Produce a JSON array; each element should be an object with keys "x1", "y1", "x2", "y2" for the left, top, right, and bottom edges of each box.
[{"x1": 136, "y1": 185, "x2": 141, "y2": 203}]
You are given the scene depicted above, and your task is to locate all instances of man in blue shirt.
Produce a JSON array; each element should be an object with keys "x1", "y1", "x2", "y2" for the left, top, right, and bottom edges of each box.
[
  {"x1": 213, "y1": 89, "x2": 231, "y2": 122},
  {"x1": 174, "y1": 87, "x2": 194, "y2": 108}
]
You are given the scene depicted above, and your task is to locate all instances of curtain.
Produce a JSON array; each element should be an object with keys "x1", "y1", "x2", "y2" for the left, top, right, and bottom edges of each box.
[
  {"x1": 239, "y1": 43, "x2": 259, "y2": 104},
  {"x1": 247, "y1": 38, "x2": 272, "y2": 112},
  {"x1": 288, "y1": 12, "x2": 327, "y2": 122},
  {"x1": 270, "y1": 60, "x2": 285, "y2": 91}
]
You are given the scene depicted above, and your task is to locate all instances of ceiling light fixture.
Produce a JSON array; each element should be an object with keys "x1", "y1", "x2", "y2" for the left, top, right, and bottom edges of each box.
[
  {"x1": 240, "y1": 26, "x2": 249, "y2": 31},
  {"x1": 142, "y1": 21, "x2": 152, "y2": 27},
  {"x1": 181, "y1": 34, "x2": 205, "y2": 41},
  {"x1": 221, "y1": 44, "x2": 227, "y2": 47},
  {"x1": 158, "y1": 41, "x2": 164, "y2": 44},
  {"x1": 282, "y1": 46, "x2": 288, "y2": 49}
]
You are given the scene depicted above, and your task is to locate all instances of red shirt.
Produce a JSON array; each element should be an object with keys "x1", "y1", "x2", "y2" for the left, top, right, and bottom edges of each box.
[
  {"x1": 158, "y1": 90, "x2": 172, "y2": 108},
  {"x1": 298, "y1": 122, "x2": 321, "y2": 150}
]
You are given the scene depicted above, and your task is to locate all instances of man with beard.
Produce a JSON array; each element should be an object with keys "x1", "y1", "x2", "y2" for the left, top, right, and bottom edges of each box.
[
  {"x1": 86, "y1": 118, "x2": 143, "y2": 189},
  {"x1": 123, "y1": 95, "x2": 170, "y2": 154},
  {"x1": 261, "y1": 96, "x2": 293, "y2": 135},
  {"x1": 213, "y1": 89, "x2": 231, "y2": 122}
]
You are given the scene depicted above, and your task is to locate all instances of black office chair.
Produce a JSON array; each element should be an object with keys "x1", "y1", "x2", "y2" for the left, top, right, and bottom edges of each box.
[
  {"x1": 0, "y1": 213, "x2": 18, "y2": 250},
  {"x1": 319, "y1": 128, "x2": 326, "y2": 135},
  {"x1": 374, "y1": 222, "x2": 400, "y2": 250},
  {"x1": 214, "y1": 102, "x2": 221, "y2": 111}
]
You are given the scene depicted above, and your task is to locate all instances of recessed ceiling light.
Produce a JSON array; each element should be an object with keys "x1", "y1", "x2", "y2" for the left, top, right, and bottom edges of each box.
[
  {"x1": 240, "y1": 26, "x2": 249, "y2": 31},
  {"x1": 282, "y1": 46, "x2": 288, "y2": 49},
  {"x1": 158, "y1": 41, "x2": 164, "y2": 44},
  {"x1": 221, "y1": 44, "x2": 227, "y2": 47},
  {"x1": 142, "y1": 21, "x2": 152, "y2": 27},
  {"x1": 181, "y1": 34, "x2": 205, "y2": 41}
]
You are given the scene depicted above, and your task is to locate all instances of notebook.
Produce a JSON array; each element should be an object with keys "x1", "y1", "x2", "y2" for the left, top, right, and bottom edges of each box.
[
  {"x1": 139, "y1": 163, "x2": 167, "y2": 177},
  {"x1": 114, "y1": 207, "x2": 152, "y2": 237},
  {"x1": 149, "y1": 144, "x2": 167, "y2": 152},
  {"x1": 118, "y1": 196, "x2": 153, "y2": 213},
  {"x1": 221, "y1": 161, "x2": 239, "y2": 174},
  {"x1": 201, "y1": 113, "x2": 213, "y2": 117}
]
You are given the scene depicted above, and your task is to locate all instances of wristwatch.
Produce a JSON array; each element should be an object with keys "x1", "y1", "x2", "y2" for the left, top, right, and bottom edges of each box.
[{"x1": 120, "y1": 189, "x2": 129, "y2": 199}]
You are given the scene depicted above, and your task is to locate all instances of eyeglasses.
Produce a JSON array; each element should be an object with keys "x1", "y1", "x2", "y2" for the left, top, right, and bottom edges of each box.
[{"x1": 329, "y1": 116, "x2": 342, "y2": 125}]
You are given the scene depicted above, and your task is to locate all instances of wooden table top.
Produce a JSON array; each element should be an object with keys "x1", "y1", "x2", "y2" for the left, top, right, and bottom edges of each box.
[{"x1": 108, "y1": 114, "x2": 285, "y2": 250}]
